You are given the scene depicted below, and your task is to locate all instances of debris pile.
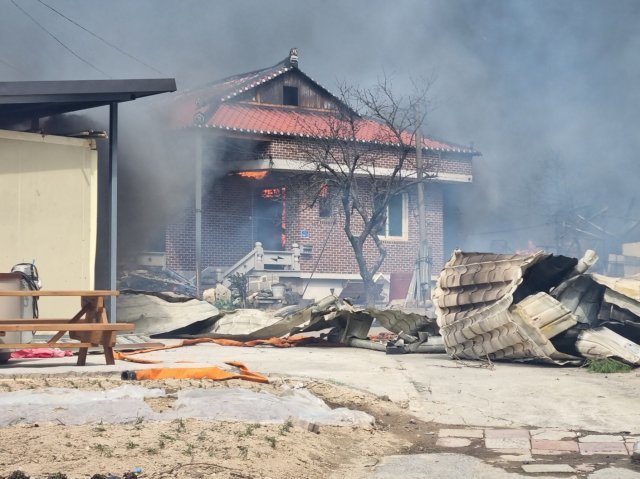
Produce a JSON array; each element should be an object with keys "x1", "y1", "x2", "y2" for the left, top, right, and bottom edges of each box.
[
  {"x1": 119, "y1": 267, "x2": 196, "y2": 297},
  {"x1": 117, "y1": 289, "x2": 441, "y2": 353},
  {"x1": 433, "y1": 249, "x2": 640, "y2": 365}
]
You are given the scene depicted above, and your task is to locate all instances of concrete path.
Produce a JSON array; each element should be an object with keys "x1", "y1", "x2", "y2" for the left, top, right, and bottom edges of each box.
[
  {"x1": 0, "y1": 344, "x2": 640, "y2": 435},
  {"x1": 1, "y1": 343, "x2": 638, "y2": 434},
  {"x1": 369, "y1": 453, "x2": 640, "y2": 479},
  {"x1": 2, "y1": 343, "x2": 639, "y2": 478}
]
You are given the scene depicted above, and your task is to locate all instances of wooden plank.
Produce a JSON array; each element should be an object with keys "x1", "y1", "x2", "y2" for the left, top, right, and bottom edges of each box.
[
  {"x1": 0, "y1": 342, "x2": 94, "y2": 349},
  {"x1": 0, "y1": 319, "x2": 97, "y2": 324},
  {"x1": 0, "y1": 323, "x2": 134, "y2": 332},
  {"x1": 0, "y1": 290, "x2": 119, "y2": 297}
]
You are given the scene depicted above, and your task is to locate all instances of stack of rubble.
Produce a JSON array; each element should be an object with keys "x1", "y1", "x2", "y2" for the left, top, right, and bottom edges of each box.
[{"x1": 433, "y1": 249, "x2": 640, "y2": 365}]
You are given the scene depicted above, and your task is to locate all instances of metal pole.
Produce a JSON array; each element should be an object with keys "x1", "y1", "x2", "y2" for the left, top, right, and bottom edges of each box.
[
  {"x1": 109, "y1": 102, "x2": 118, "y2": 322},
  {"x1": 415, "y1": 126, "x2": 431, "y2": 304},
  {"x1": 194, "y1": 131, "x2": 203, "y2": 298}
]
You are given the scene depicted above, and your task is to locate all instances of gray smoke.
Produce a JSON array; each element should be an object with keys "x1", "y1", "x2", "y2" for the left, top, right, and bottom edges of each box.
[{"x1": 1, "y1": 0, "x2": 638, "y2": 261}]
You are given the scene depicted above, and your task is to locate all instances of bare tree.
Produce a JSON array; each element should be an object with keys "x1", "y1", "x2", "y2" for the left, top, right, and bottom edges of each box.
[{"x1": 291, "y1": 77, "x2": 437, "y2": 305}]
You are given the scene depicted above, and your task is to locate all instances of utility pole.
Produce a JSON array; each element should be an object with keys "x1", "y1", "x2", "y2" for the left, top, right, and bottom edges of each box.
[{"x1": 415, "y1": 124, "x2": 431, "y2": 305}]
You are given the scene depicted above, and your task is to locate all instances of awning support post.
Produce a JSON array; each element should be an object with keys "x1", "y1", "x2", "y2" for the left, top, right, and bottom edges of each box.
[
  {"x1": 195, "y1": 131, "x2": 203, "y2": 298},
  {"x1": 109, "y1": 102, "x2": 118, "y2": 322}
]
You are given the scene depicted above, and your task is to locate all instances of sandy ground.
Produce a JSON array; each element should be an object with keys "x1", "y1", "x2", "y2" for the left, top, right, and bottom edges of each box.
[{"x1": 0, "y1": 376, "x2": 420, "y2": 479}]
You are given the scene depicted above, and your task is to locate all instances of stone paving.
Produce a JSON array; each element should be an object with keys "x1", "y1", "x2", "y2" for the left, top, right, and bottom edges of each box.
[{"x1": 436, "y1": 427, "x2": 639, "y2": 474}]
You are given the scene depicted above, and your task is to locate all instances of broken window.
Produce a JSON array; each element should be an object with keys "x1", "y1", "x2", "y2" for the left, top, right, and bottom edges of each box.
[
  {"x1": 375, "y1": 193, "x2": 407, "y2": 239},
  {"x1": 283, "y1": 86, "x2": 299, "y2": 106},
  {"x1": 319, "y1": 184, "x2": 332, "y2": 218}
]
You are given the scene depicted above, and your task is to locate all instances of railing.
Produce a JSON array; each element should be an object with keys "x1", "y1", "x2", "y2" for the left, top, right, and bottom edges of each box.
[{"x1": 223, "y1": 242, "x2": 301, "y2": 279}]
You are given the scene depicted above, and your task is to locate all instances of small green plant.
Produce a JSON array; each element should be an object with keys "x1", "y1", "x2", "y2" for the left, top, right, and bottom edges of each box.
[
  {"x1": 7, "y1": 471, "x2": 29, "y2": 479},
  {"x1": 587, "y1": 358, "x2": 632, "y2": 374},
  {"x1": 160, "y1": 432, "x2": 177, "y2": 441},
  {"x1": 279, "y1": 420, "x2": 293, "y2": 435},
  {"x1": 158, "y1": 439, "x2": 165, "y2": 449},
  {"x1": 265, "y1": 436, "x2": 277, "y2": 449},
  {"x1": 134, "y1": 416, "x2": 144, "y2": 429},
  {"x1": 144, "y1": 447, "x2": 159, "y2": 455},
  {"x1": 237, "y1": 445, "x2": 249, "y2": 459},
  {"x1": 126, "y1": 440, "x2": 138, "y2": 450},
  {"x1": 214, "y1": 298, "x2": 235, "y2": 311},
  {"x1": 47, "y1": 473, "x2": 68, "y2": 479},
  {"x1": 92, "y1": 443, "x2": 113, "y2": 458},
  {"x1": 175, "y1": 418, "x2": 186, "y2": 433},
  {"x1": 240, "y1": 424, "x2": 258, "y2": 437},
  {"x1": 184, "y1": 443, "x2": 195, "y2": 456}
]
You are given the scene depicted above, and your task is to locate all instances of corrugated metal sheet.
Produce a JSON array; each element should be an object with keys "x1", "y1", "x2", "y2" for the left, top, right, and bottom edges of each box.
[{"x1": 434, "y1": 250, "x2": 580, "y2": 363}]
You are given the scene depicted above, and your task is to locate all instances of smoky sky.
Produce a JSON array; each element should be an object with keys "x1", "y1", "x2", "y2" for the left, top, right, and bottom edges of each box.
[{"x1": 1, "y1": 0, "x2": 639, "y2": 256}]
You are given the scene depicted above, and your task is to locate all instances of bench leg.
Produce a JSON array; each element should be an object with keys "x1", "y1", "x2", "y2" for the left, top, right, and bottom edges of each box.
[
  {"x1": 77, "y1": 347, "x2": 88, "y2": 366},
  {"x1": 102, "y1": 331, "x2": 116, "y2": 365}
]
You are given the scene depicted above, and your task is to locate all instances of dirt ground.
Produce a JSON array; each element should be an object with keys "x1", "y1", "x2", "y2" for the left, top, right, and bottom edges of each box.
[
  {"x1": 0, "y1": 374, "x2": 636, "y2": 479},
  {"x1": 0, "y1": 375, "x2": 429, "y2": 479}
]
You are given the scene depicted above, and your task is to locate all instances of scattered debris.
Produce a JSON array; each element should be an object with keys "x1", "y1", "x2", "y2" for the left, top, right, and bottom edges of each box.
[
  {"x1": 117, "y1": 290, "x2": 219, "y2": 336},
  {"x1": 433, "y1": 249, "x2": 640, "y2": 365},
  {"x1": 118, "y1": 267, "x2": 196, "y2": 297}
]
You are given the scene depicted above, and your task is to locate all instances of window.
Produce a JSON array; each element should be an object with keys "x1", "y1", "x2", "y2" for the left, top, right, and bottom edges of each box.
[
  {"x1": 319, "y1": 184, "x2": 332, "y2": 218},
  {"x1": 375, "y1": 193, "x2": 407, "y2": 239},
  {"x1": 283, "y1": 86, "x2": 299, "y2": 106}
]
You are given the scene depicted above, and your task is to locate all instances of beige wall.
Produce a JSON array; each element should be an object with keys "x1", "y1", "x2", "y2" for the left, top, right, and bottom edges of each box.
[{"x1": 0, "y1": 129, "x2": 98, "y2": 317}]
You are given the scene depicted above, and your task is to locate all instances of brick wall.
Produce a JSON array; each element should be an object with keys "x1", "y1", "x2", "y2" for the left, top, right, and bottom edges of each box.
[
  {"x1": 265, "y1": 138, "x2": 473, "y2": 177},
  {"x1": 166, "y1": 135, "x2": 468, "y2": 276},
  {"x1": 287, "y1": 183, "x2": 444, "y2": 276}
]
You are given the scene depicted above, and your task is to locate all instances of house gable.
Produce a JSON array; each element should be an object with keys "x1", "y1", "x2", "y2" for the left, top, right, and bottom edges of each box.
[{"x1": 248, "y1": 70, "x2": 339, "y2": 110}]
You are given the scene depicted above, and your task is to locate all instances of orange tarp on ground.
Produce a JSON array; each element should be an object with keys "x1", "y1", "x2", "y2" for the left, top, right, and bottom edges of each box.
[{"x1": 123, "y1": 361, "x2": 268, "y2": 383}]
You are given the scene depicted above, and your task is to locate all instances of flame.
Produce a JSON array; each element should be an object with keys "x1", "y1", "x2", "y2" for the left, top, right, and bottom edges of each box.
[{"x1": 238, "y1": 171, "x2": 268, "y2": 180}]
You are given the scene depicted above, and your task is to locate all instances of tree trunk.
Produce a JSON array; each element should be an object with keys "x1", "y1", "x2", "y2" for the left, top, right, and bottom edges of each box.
[{"x1": 362, "y1": 278, "x2": 378, "y2": 307}]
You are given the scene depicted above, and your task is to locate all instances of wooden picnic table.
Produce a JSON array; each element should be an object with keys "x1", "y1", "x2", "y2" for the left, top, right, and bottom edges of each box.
[{"x1": 0, "y1": 290, "x2": 134, "y2": 365}]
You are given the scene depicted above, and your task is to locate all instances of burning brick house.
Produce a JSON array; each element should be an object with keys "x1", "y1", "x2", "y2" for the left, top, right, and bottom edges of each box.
[{"x1": 165, "y1": 49, "x2": 479, "y2": 300}]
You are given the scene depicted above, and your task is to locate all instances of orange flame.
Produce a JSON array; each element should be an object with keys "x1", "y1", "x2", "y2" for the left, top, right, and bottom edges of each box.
[{"x1": 238, "y1": 171, "x2": 268, "y2": 180}]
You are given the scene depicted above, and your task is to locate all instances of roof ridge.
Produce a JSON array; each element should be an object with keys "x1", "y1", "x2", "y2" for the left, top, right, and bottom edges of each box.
[{"x1": 180, "y1": 57, "x2": 289, "y2": 96}]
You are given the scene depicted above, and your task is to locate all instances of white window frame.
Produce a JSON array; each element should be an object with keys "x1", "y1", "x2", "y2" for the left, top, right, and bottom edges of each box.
[{"x1": 378, "y1": 193, "x2": 408, "y2": 241}]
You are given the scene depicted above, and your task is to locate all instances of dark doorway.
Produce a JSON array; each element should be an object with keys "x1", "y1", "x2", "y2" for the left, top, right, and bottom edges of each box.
[{"x1": 255, "y1": 187, "x2": 286, "y2": 250}]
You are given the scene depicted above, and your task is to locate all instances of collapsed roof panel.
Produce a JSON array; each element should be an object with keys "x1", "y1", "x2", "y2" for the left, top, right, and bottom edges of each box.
[{"x1": 433, "y1": 249, "x2": 640, "y2": 366}]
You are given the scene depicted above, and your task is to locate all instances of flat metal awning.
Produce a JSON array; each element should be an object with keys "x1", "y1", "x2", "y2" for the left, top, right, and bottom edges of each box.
[
  {"x1": 0, "y1": 78, "x2": 177, "y2": 321},
  {"x1": 0, "y1": 79, "x2": 176, "y2": 122}
]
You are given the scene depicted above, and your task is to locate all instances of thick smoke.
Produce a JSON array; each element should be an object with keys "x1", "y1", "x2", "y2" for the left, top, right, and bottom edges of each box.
[{"x1": 1, "y1": 0, "x2": 638, "y2": 263}]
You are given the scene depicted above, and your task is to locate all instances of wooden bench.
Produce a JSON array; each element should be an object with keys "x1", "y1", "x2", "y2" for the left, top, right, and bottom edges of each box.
[{"x1": 0, "y1": 290, "x2": 134, "y2": 365}]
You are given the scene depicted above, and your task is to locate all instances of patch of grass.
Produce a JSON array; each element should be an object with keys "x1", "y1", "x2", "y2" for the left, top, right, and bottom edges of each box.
[
  {"x1": 587, "y1": 358, "x2": 633, "y2": 374},
  {"x1": 239, "y1": 423, "x2": 259, "y2": 437},
  {"x1": 237, "y1": 445, "x2": 248, "y2": 459},
  {"x1": 134, "y1": 416, "x2": 144, "y2": 430},
  {"x1": 144, "y1": 447, "x2": 159, "y2": 455},
  {"x1": 126, "y1": 440, "x2": 138, "y2": 450},
  {"x1": 160, "y1": 432, "x2": 177, "y2": 442},
  {"x1": 47, "y1": 473, "x2": 67, "y2": 479},
  {"x1": 279, "y1": 420, "x2": 293, "y2": 435},
  {"x1": 183, "y1": 443, "x2": 195, "y2": 456},
  {"x1": 92, "y1": 444, "x2": 113, "y2": 458},
  {"x1": 175, "y1": 418, "x2": 186, "y2": 433},
  {"x1": 265, "y1": 436, "x2": 277, "y2": 449}
]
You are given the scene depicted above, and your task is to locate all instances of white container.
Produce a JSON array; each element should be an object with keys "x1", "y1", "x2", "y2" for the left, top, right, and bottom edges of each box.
[{"x1": 272, "y1": 283, "x2": 286, "y2": 300}]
